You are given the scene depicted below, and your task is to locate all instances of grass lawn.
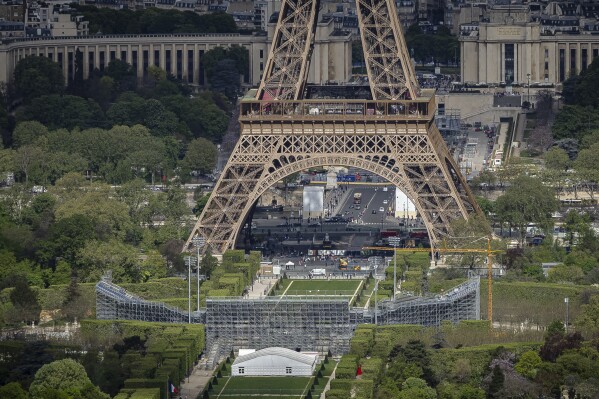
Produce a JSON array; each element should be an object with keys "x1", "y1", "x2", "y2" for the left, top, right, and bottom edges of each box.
[
  {"x1": 214, "y1": 376, "x2": 313, "y2": 397},
  {"x1": 280, "y1": 280, "x2": 362, "y2": 297}
]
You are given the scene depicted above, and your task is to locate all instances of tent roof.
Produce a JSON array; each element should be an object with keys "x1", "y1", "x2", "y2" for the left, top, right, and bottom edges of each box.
[
  {"x1": 233, "y1": 347, "x2": 316, "y2": 366},
  {"x1": 285, "y1": 261, "x2": 294, "y2": 265}
]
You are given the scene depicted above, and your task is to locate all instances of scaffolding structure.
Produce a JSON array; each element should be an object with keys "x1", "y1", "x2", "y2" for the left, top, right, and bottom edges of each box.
[
  {"x1": 96, "y1": 277, "x2": 479, "y2": 358},
  {"x1": 96, "y1": 278, "x2": 204, "y2": 324},
  {"x1": 375, "y1": 277, "x2": 480, "y2": 325},
  {"x1": 205, "y1": 296, "x2": 353, "y2": 359}
]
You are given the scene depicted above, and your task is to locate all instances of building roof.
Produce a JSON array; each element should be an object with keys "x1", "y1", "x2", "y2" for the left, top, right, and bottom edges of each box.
[{"x1": 233, "y1": 347, "x2": 316, "y2": 366}]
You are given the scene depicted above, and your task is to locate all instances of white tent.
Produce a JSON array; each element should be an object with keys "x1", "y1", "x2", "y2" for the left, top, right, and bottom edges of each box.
[
  {"x1": 232, "y1": 347, "x2": 318, "y2": 377},
  {"x1": 285, "y1": 261, "x2": 294, "y2": 266}
]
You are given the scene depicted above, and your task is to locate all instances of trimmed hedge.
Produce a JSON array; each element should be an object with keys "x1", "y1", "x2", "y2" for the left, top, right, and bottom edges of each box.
[
  {"x1": 335, "y1": 355, "x2": 358, "y2": 379},
  {"x1": 329, "y1": 379, "x2": 374, "y2": 399}
]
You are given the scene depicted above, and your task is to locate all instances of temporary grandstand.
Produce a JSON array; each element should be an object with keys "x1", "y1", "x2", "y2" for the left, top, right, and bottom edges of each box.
[
  {"x1": 96, "y1": 276, "x2": 480, "y2": 358},
  {"x1": 96, "y1": 277, "x2": 204, "y2": 324}
]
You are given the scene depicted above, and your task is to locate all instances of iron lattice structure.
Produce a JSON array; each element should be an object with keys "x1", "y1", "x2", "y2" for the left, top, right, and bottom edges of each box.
[
  {"x1": 96, "y1": 279, "x2": 204, "y2": 324},
  {"x1": 185, "y1": 0, "x2": 480, "y2": 254}
]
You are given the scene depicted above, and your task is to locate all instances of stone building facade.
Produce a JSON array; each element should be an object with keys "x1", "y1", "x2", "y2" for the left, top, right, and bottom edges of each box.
[
  {"x1": 0, "y1": 17, "x2": 351, "y2": 87},
  {"x1": 460, "y1": 5, "x2": 599, "y2": 86}
]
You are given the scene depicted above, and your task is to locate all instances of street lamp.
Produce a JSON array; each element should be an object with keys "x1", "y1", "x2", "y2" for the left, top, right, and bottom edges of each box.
[
  {"x1": 184, "y1": 255, "x2": 197, "y2": 324},
  {"x1": 527, "y1": 73, "x2": 531, "y2": 107},
  {"x1": 192, "y1": 235, "x2": 206, "y2": 312},
  {"x1": 388, "y1": 236, "x2": 401, "y2": 299},
  {"x1": 564, "y1": 297, "x2": 569, "y2": 333},
  {"x1": 374, "y1": 278, "x2": 379, "y2": 325}
]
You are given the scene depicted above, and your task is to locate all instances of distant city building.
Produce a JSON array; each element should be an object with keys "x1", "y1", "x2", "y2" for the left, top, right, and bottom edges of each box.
[
  {"x1": 0, "y1": 20, "x2": 24, "y2": 37},
  {"x1": 460, "y1": 3, "x2": 599, "y2": 86},
  {"x1": 0, "y1": 2, "x2": 24, "y2": 23}
]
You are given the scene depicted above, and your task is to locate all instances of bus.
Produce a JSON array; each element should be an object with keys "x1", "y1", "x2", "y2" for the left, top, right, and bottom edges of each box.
[{"x1": 353, "y1": 192, "x2": 362, "y2": 204}]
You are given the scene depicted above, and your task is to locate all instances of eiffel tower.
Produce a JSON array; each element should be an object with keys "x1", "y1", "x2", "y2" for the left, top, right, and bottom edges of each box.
[{"x1": 185, "y1": 0, "x2": 480, "y2": 254}]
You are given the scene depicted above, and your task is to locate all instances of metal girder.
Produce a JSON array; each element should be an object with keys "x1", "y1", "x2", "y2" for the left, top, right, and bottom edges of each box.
[
  {"x1": 184, "y1": 115, "x2": 480, "y2": 254},
  {"x1": 356, "y1": 0, "x2": 420, "y2": 100},
  {"x1": 256, "y1": 0, "x2": 320, "y2": 100}
]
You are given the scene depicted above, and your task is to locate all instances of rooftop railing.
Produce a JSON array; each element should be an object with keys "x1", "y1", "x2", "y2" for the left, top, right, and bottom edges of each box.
[{"x1": 239, "y1": 96, "x2": 436, "y2": 122}]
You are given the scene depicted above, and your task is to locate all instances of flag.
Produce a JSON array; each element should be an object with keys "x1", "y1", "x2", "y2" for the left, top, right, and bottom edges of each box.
[{"x1": 170, "y1": 383, "x2": 177, "y2": 394}]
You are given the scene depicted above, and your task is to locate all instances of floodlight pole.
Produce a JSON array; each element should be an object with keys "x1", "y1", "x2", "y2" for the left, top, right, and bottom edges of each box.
[
  {"x1": 192, "y1": 236, "x2": 205, "y2": 313},
  {"x1": 388, "y1": 237, "x2": 400, "y2": 299},
  {"x1": 564, "y1": 297, "x2": 569, "y2": 333},
  {"x1": 184, "y1": 256, "x2": 192, "y2": 324},
  {"x1": 374, "y1": 279, "x2": 379, "y2": 325}
]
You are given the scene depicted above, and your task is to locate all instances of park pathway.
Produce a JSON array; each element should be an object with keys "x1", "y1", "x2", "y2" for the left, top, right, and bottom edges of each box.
[{"x1": 179, "y1": 363, "x2": 215, "y2": 399}]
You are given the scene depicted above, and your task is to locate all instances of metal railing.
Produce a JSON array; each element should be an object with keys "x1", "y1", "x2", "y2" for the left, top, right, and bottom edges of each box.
[{"x1": 239, "y1": 97, "x2": 436, "y2": 122}]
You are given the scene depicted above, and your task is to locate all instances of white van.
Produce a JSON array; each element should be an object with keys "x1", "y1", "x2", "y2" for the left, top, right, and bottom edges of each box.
[{"x1": 311, "y1": 268, "x2": 326, "y2": 276}]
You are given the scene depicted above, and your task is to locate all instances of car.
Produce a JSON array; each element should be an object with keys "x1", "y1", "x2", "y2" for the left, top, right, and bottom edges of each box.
[
  {"x1": 383, "y1": 200, "x2": 388, "y2": 204},
  {"x1": 308, "y1": 222, "x2": 321, "y2": 227},
  {"x1": 372, "y1": 209, "x2": 377, "y2": 214},
  {"x1": 379, "y1": 207, "x2": 384, "y2": 212},
  {"x1": 355, "y1": 205, "x2": 361, "y2": 210}
]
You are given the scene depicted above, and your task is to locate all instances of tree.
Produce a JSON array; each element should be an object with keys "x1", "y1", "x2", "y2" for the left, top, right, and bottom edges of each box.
[
  {"x1": 200, "y1": 249, "x2": 218, "y2": 278},
  {"x1": 76, "y1": 239, "x2": 140, "y2": 282},
  {"x1": 210, "y1": 59, "x2": 241, "y2": 100},
  {"x1": 574, "y1": 143, "x2": 599, "y2": 198},
  {"x1": 13, "y1": 144, "x2": 44, "y2": 185},
  {"x1": 9, "y1": 276, "x2": 41, "y2": 324},
  {"x1": 193, "y1": 193, "x2": 211, "y2": 216},
  {"x1": 29, "y1": 359, "x2": 109, "y2": 399},
  {"x1": 18, "y1": 95, "x2": 106, "y2": 131},
  {"x1": 547, "y1": 264, "x2": 584, "y2": 284},
  {"x1": 54, "y1": 191, "x2": 132, "y2": 239},
  {"x1": 487, "y1": 365, "x2": 504, "y2": 398},
  {"x1": 13, "y1": 56, "x2": 64, "y2": 103},
  {"x1": 576, "y1": 294, "x2": 599, "y2": 338},
  {"x1": 12, "y1": 121, "x2": 49, "y2": 148},
  {"x1": 104, "y1": 59, "x2": 137, "y2": 93},
  {"x1": 0, "y1": 382, "x2": 28, "y2": 399},
  {"x1": 180, "y1": 138, "x2": 218, "y2": 177},
  {"x1": 515, "y1": 351, "x2": 542, "y2": 379},
  {"x1": 562, "y1": 57, "x2": 599, "y2": 107},
  {"x1": 495, "y1": 175, "x2": 557, "y2": 244},
  {"x1": 397, "y1": 377, "x2": 437, "y2": 399},
  {"x1": 202, "y1": 45, "x2": 248, "y2": 83},
  {"x1": 140, "y1": 249, "x2": 167, "y2": 281},
  {"x1": 545, "y1": 147, "x2": 570, "y2": 171}
]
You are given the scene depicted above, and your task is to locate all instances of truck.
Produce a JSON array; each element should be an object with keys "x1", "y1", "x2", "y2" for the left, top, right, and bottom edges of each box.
[
  {"x1": 353, "y1": 192, "x2": 362, "y2": 204},
  {"x1": 311, "y1": 268, "x2": 326, "y2": 276}
]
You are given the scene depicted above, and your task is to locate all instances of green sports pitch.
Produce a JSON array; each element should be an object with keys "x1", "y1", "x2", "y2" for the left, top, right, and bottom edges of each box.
[
  {"x1": 277, "y1": 279, "x2": 363, "y2": 297},
  {"x1": 211, "y1": 376, "x2": 313, "y2": 398}
]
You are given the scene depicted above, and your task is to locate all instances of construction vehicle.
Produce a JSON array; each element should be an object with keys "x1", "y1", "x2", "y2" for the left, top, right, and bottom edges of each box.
[{"x1": 339, "y1": 258, "x2": 348, "y2": 270}]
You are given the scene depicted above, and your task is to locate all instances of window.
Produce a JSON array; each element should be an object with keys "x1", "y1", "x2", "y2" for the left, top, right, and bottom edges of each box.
[
  {"x1": 545, "y1": 48, "x2": 549, "y2": 59},
  {"x1": 559, "y1": 48, "x2": 565, "y2": 82},
  {"x1": 259, "y1": 49, "x2": 264, "y2": 59},
  {"x1": 570, "y1": 48, "x2": 577, "y2": 73},
  {"x1": 582, "y1": 49, "x2": 588, "y2": 71},
  {"x1": 286, "y1": 367, "x2": 292, "y2": 374},
  {"x1": 260, "y1": 62, "x2": 264, "y2": 71},
  {"x1": 238, "y1": 367, "x2": 244, "y2": 374},
  {"x1": 504, "y1": 44, "x2": 514, "y2": 84}
]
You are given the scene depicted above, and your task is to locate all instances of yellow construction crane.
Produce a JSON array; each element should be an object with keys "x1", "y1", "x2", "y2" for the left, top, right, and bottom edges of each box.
[{"x1": 362, "y1": 238, "x2": 503, "y2": 324}]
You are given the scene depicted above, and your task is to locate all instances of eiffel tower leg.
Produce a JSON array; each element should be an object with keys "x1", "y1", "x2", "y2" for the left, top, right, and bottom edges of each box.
[{"x1": 186, "y1": 116, "x2": 480, "y2": 255}]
